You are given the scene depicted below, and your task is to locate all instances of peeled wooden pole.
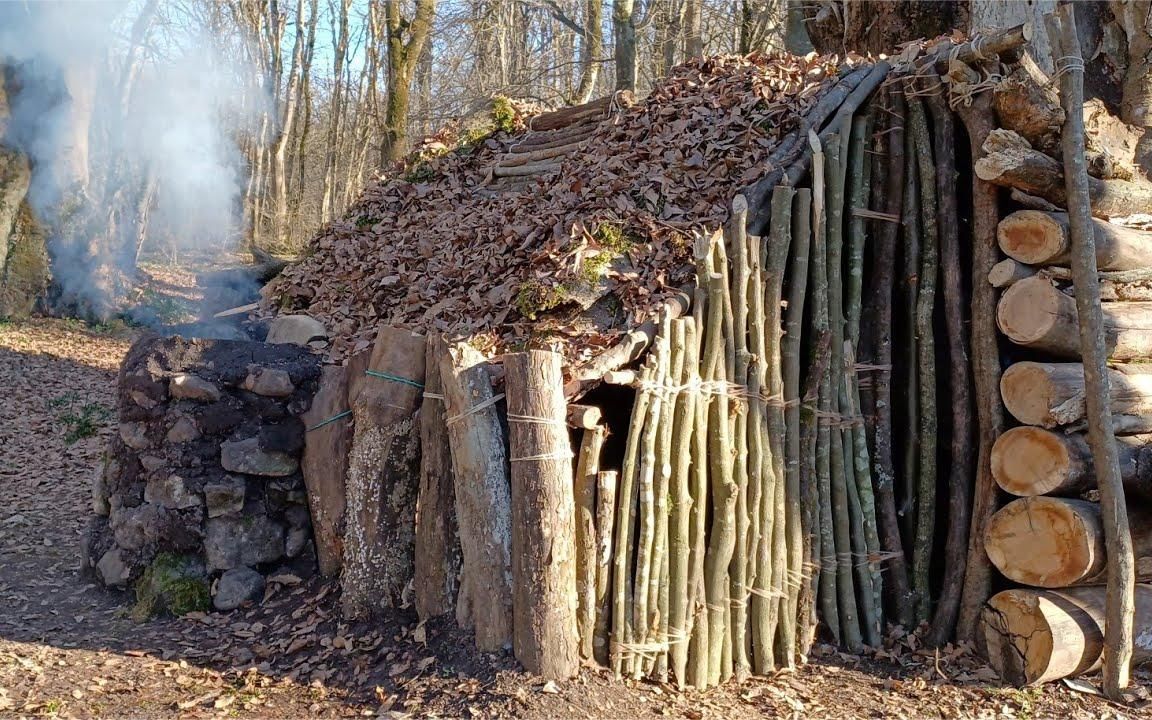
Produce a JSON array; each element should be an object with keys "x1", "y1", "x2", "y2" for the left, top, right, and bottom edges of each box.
[
  {"x1": 342, "y1": 327, "x2": 426, "y2": 620},
  {"x1": 1000, "y1": 361, "x2": 1152, "y2": 433},
  {"x1": 575, "y1": 423, "x2": 607, "y2": 660},
  {"x1": 997, "y1": 275, "x2": 1152, "y2": 361},
  {"x1": 300, "y1": 365, "x2": 352, "y2": 578},
  {"x1": 415, "y1": 334, "x2": 461, "y2": 621},
  {"x1": 981, "y1": 585, "x2": 1152, "y2": 687},
  {"x1": 593, "y1": 470, "x2": 618, "y2": 667},
  {"x1": 505, "y1": 350, "x2": 580, "y2": 679},
  {"x1": 439, "y1": 341, "x2": 514, "y2": 651},
  {"x1": 991, "y1": 426, "x2": 1152, "y2": 498},
  {"x1": 997, "y1": 210, "x2": 1152, "y2": 271}
]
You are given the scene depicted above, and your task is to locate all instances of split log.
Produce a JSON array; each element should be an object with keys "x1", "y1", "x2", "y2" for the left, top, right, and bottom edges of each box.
[
  {"x1": 1000, "y1": 361, "x2": 1152, "y2": 433},
  {"x1": 996, "y1": 275, "x2": 1152, "y2": 360},
  {"x1": 974, "y1": 129, "x2": 1152, "y2": 218},
  {"x1": 997, "y1": 210, "x2": 1152, "y2": 270},
  {"x1": 415, "y1": 334, "x2": 461, "y2": 620},
  {"x1": 439, "y1": 341, "x2": 514, "y2": 651},
  {"x1": 300, "y1": 365, "x2": 352, "y2": 578},
  {"x1": 988, "y1": 258, "x2": 1035, "y2": 288},
  {"x1": 593, "y1": 470, "x2": 618, "y2": 666},
  {"x1": 984, "y1": 496, "x2": 1152, "y2": 588},
  {"x1": 504, "y1": 350, "x2": 580, "y2": 679},
  {"x1": 342, "y1": 327, "x2": 426, "y2": 619},
  {"x1": 527, "y1": 91, "x2": 632, "y2": 132},
  {"x1": 991, "y1": 426, "x2": 1152, "y2": 498},
  {"x1": 980, "y1": 585, "x2": 1152, "y2": 687},
  {"x1": 575, "y1": 424, "x2": 606, "y2": 660},
  {"x1": 566, "y1": 404, "x2": 602, "y2": 429}
]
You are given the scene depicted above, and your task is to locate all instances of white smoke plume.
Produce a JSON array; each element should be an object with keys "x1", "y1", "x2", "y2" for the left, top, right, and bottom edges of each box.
[{"x1": 0, "y1": 1, "x2": 263, "y2": 317}]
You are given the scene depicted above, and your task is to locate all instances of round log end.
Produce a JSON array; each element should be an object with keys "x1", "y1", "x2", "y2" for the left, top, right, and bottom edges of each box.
[
  {"x1": 981, "y1": 590, "x2": 1054, "y2": 686},
  {"x1": 984, "y1": 496, "x2": 1102, "y2": 588},
  {"x1": 996, "y1": 276, "x2": 1064, "y2": 348},
  {"x1": 991, "y1": 426, "x2": 1081, "y2": 497},
  {"x1": 998, "y1": 210, "x2": 1067, "y2": 265},
  {"x1": 1000, "y1": 361, "x2": 1067, "y2": 428}
]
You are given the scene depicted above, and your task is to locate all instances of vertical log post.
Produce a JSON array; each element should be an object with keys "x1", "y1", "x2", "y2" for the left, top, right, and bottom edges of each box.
[
  {"x1": 342, "y1": 327, "x2": 426, "y2": 620},
  {"x1": 300, "y1": 365, "x2": 352, "y2": 578},
  {"x1": 593, "y1": 469, "x2": 618, "y2": 667},
  {"x1": 505, "y1": 350, "x2": 580, "y2": 680},
  {"x1": 1050, "y1": 5, "x2": 1136, "y2": 700},
  {"x1": 575, "y1": 423, "x2": 606, "y2": 661}
]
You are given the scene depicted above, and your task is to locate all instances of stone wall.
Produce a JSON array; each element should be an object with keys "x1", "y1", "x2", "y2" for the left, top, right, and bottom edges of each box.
[{"x1": 82, "y1": 334, "x2": 322, "y2": 613}]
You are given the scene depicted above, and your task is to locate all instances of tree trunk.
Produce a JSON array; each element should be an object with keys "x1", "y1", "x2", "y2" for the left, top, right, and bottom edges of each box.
[
  {"x1": 805, "y1": 1, "x2": 967, "y2": 56},
  {"x1": 504, "y1": 350, "x2": 580, "y2": 679},
  {"x1": 300, "y1": 365, "x2": 352, "y2": 578},
  {"x1": 415, "y1": 334, "x2": 462, "y2": 621},
  {"x1": 984, "y1": 496, "x2": 1152, "y2": 588},
  {"x1": 998, "y1": 210, "x2": 1152, "y2": 270},
  {"x1": 1111, "y1": 0, "x2": 1152, "y2": 175},
  {"x1": 439, "y1": 341, "x2": 514, "y2": 652},
  {"x1": 382, "y1": 0, "x2": 435, "y2": 164},
  {"x1": 613, "y1": 0, "x2": 637, "y2": 91},
  {"x1": 341, "y1": 327, "x2": 426, "y2": 619},
  {"x1": 980, "y1": 585, "x2": 1152, "y2": 687},
  {"x1": 1000, "y1": 360, "x2": 1152, "y2": 433},
  {"x1": 575, "y1": 0, "x2": 603, "y2": 103},
  {"x1": 996, "y1": 275, "x2": 1152, "y2": 360},
  {"x1": 991, "y1": 426, "x2": 1152, "y2": 498}
]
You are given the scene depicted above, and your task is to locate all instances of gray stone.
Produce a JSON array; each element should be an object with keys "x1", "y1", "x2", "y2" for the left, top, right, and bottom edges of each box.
[
  {"x1": 242, "y1": 367, "x2": 295, "y2": 397},
  {"x1": 96, "y1": 548, "x2": 131, "y2": 586},
  {"x1": 213, "y1": 567, "x2": 265, "y2": 611},
  {"x1": 284, "y1": 504, "x2": 310, "y2": 529},
  {"x1": 92, "y1": 464, "x2": 109, "y2": 516},
  {"x1": 111, "y1": 503, "x2": 161, "y2": 550},
  {"x1": 204, "y1": 477, "x2": 246, "y2": 518},
  {"x1": 170, "y1": 374, "x2": 221, "y2": 402},
  {"x1": 165, "y1": 415, "x2": 201, "y2": 444},
  {"x1": 139, "y1": 454, "x2": 166, "y2": 473},
  {"x1": 204, "y1": 515, "x2": 285, "y2": 571},
  {"x1": 285, "y1": 527, "x2": 309, "y2": 558},
  {"x1": 220, "y1": 437, "x2": 298, "y2": 477},
  {"x1": 266, "y1": 315, "x2": 327, "y2": 346},
  {"x1": 130, "y1": 390, "x2": 159, "y2": 410},
  {"x1": 118, "y1": 422, "x2": 151, "y2": 451},
  {"x1": 144, "y1": 474, "x2": 202, "y2": 510}
]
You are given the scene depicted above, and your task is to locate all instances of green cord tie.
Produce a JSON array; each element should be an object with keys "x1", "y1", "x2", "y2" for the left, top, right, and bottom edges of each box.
[
  {"x1": 306, "y1": 409, "x2": 352, "y2": 432},
  {"x1": 365, "y1": 369, "x2": 425, "y2": 389}
]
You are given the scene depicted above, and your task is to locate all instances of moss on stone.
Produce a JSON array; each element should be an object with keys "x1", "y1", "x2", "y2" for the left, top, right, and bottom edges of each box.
[{"x1": 132, "y1": 553, "x2": 210, "y2": 620}]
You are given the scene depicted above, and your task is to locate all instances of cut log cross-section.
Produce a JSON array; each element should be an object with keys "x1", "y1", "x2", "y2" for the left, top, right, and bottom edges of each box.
[
  {"x1": 997, "y1": 275, "x2": 1152, "y2": 360},
  {"x1": 984, "y1": 496, "x2": 1152, "y2": 588},
  {"x1": 988, "y1": 258, "x2": 1035, "y2": 288},
  {"x1": 1000, "y1": 361, "x2": 1152, "y2": 433},
  {"x1": 998, "y1": 210, "x2": 1152, "y2": 270},
  {"x1": 981, "y1": 585, "x2": 1152, "y2": 686},
  {"x1": 991, "y1": 426, "x2": 1152, "y2": 498}
]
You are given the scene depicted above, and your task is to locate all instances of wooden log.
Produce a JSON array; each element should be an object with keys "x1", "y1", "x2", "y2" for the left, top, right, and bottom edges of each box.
[
  {"x1": 988, "y1": 258, "x2": 1036, "y2": 288},
  {"x1": 997, "y1": 275, "x2": 1152, "y2": 360},
  {"x1": 1000, "y1": 361, "x2": 1152, "y2": 433},
  {"x1": 300, "y1": 365, "x2": 352, "y2": 578},
  {"x1": 439, "y1": 341, "x2": 513, "y2": 651},
  {"x1": 898, "y1": 105, "x2": 922, "y2": 553},
  {"x1": 562, "y1": 404, "x2": 600, "y2": 429},
  {"x1": 575, "y1": 424, "x2": 606, "y2": 661},
  {"x1": 511, "y1": 122, "x2": 599, "y2": 152},
  {"x1": 593, "y1": 470, "x2": 618, "y2": 667},
  {"x1": 499, "y1": 137, "x2": 591, "y2": 165},
  {"x1": 997, "y1": 210, "x2": 1152, "y2": 271},
  {"x1": 991, "y1": 426, "x2": 1152, "y2": 498},
  {"x1": 415, "y1": 334, "x2": 461, "y2": 621},
  {"x1": 974, "y1": 129, "x2": 1152, "y2": 218},
  {"x1": 492, "y1": 161, "x2": 562, "y2": 178},
  {"x1": 981, "y1": 586, "x2": 1152, "y2": 686},
  {"x1": 342, "y1": 327, "x2": 426, "y2": 620},
  {"x1": 921, "y1": 22, "x2": 1032, "y2": 69},
  {"x1": 527, "y1": 91, "x2": 632, "y2": 132},
  {"x1": 668, "y1": 319, "x2": 697, "y2": 684},
  {"x1": 984, "y1": 495, "x2": 1152, "y2": 588},
  {"x1": 504, "y1": 350, "x2": 580, "y2": 679}
]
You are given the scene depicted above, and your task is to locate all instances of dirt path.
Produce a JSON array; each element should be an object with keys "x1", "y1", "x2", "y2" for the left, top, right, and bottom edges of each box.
[{"x1": 0, "y1": 319, "x2": 1143, "y2": 719}]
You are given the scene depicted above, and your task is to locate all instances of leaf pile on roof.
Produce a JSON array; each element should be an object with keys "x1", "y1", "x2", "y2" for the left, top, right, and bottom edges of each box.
[{"x1": 262, "y1": 52, "x2": 871, "y2": 365}]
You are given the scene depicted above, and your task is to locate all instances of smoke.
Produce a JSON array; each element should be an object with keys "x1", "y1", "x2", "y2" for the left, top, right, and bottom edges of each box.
[{"x1": 0, "y1": 1, "x2": 262, "y2": 318}]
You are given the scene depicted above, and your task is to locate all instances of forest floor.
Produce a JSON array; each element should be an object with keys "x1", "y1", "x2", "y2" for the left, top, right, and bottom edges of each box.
[{"x1": 0, "y1": 316, "x2": 1146, "y2": 719}]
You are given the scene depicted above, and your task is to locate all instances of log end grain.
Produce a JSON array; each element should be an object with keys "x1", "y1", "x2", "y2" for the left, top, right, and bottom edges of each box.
[
  {"x1": 997, "y1": 210, "x2": 1067, "y2": 265},
  {"x1": 996, "y1": 276, "x2": 1064, "y2": 349},
  {"x1": 991, "y1": 426, "x2": 1083, "y2": 497},
  {"x1": 999, "y1": 361, "x2": 1077, "y2": 428},
  {"x1": 984, "y1": 497, "x2": 1102, "y2": 588},
  {"x1": 980, "y1": 589, "x2": 1099, "y2": 686}
]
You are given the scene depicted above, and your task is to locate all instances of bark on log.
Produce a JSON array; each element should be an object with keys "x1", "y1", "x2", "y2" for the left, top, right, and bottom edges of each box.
[
  {"x1": 567, "y1": 404, "x2": 603, "y2": 429},
  {"x1": 593, "y1": 470, "x2": 618, "y2": 666},
  {"x1": 505, "y1": 350, "x2": 580, "y2": 679},
  {"x1": 527, "y1": 91, "x2": 633, "y2": 132},
  {"x1": 975, "y1": 129, "x2": 1152, "y2": 218},
  {"x1": 415, "y1": 334, "x2": 461, "y2": 621},
  {"x1": 493, "y1": 161, "x2": 562, "y2": 178},
  {"x1": 300, "y1": 365, "x2": 352, "y2": 578},
  {"x1": 439, "y1": 341, "x2": 514, "y2": 651},
  {"x1": 996, "y1": 275, "x2": 1152, "y2": 360},
  {"x1": 997, "y1": 210, "x2": 1152, "y2": 270},
  {"x1": 575, "y1": 424, "x2": 606, "y2": 660},
  {"x1": 1000, "y1": 361, "x2": 1152, "y2": 433},
  {"x1": 984, "y1": 496, "x2": 1152, "y2": 588},
  {"x1": 980, "y1": 585, "x2": 1152, "y2": 686},
  {"x1": 988, "y1": 258, "x2": 1036, "y2": 288},
  {"x1": 342, "y1": 327, "x2": 426, "y2": 619},
  {"x1": 991, "y1": 426, "x2": 1152, "y2": 498},
  {"x1": 499, "y1": 137, "x2": 591, "y2": 165},
  {"x1": 511, "y1": 122, "x2": 599, "y2": 152}
]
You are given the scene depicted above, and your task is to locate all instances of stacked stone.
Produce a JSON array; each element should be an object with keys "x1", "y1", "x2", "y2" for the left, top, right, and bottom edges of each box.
[{"x1": 83, "y1": 334, "x2": 321, "y2": 613}]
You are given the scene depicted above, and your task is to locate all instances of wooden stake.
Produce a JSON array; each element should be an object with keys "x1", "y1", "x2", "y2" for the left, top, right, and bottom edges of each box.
[
  {"x1": 300, "y1": 365, "x2": 351, "y2": 578},
  {"x1": 505, "y1": 350, "x2": 580, "y2": 679},
  {"x1": 593, "y1": 470, "x2": 618, "y2": 666},
  {"x1": 728, "y1": 195, "x2": 753, "y2": 681},
  {"x1": 898, "y1": 105, "x2": 922, "y2": 555},
  {"x1": 575, "y1": 423, "x2": 607, "y2": 660},
  {"x1": 669, "y1": 318, "x2": 698, "y2": 685},
  {"x1": 687, "y1": 282, "x2": 711, "y2": 688}
]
